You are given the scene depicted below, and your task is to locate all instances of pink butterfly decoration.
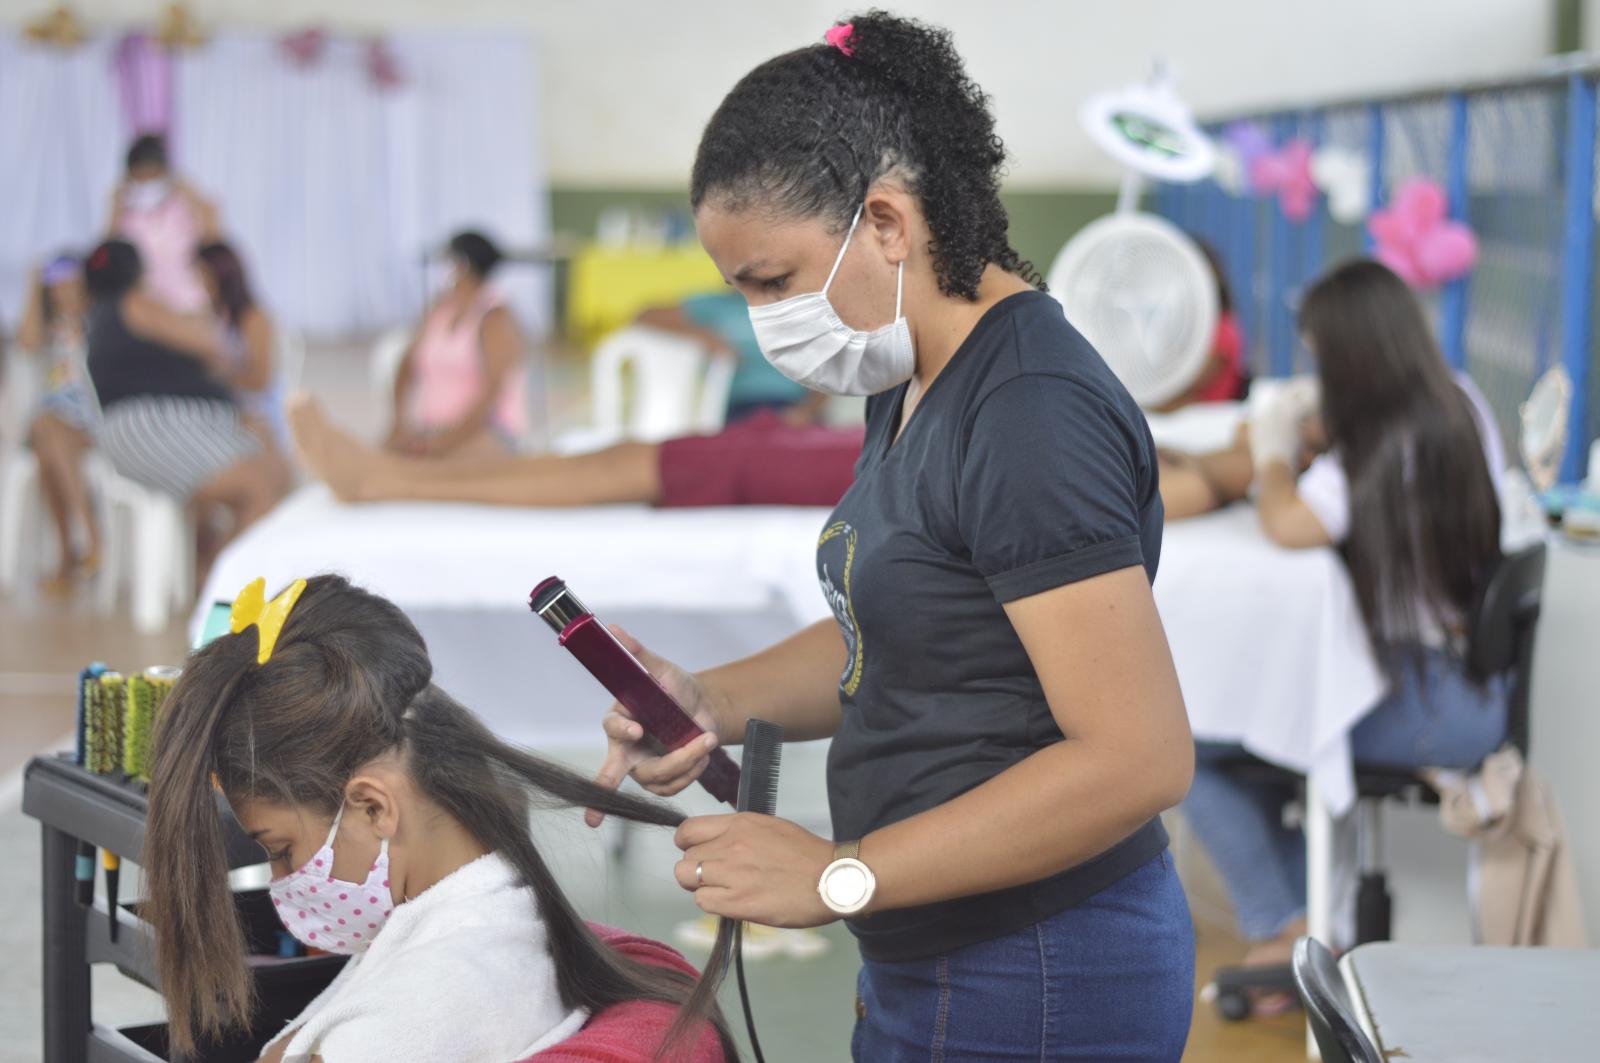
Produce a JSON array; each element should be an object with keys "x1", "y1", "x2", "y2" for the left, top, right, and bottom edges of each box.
[{"x1": 1366, "y1": 177, "x2": 1479, "y2": 289}]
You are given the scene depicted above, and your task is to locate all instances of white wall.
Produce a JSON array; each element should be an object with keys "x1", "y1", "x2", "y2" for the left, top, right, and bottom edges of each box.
[{"x1": 6, "y1": 0, "x2": 1554, "y2": 185}]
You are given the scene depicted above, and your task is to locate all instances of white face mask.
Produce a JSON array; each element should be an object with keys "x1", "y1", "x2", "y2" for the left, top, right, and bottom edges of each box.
[
  {"x1": 746, "y1": 204, "x2": 915, "y2": 397},
  {"x1": 268, "y1": 803, "x2": 393, "y2": 955},
  {"x1": 124, "y1": 178, "x2": 173, "y2": 212}
]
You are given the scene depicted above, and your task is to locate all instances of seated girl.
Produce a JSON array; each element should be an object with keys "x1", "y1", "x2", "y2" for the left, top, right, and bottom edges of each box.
[
  {"x1": 1151, "y1": 239, "x2": 1247, "y2": 411},
  {"x1": 83, "y1": 240, "x2": 290, "y2": 571},
  {"x1": 1178, "y1": 258, "x2": 1507, "y2": 1011},
  {"x1": 291, "y1": 395, "x2": 861, "y2": 510},
  {"x1": 388, "y1": 231, "x2": 528, "y2": 458},
  {"x1": 145, "y1": 574, "x2": 733, "y2": 1062},
  {"x1": 196, "y1": 240, "x2": 289, "y2": 452},
  {"x1": 15, "y1": 255, "x2": 98, "y2": 588}
]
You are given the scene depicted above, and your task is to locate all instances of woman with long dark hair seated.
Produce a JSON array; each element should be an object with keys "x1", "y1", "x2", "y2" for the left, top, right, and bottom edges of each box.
[
  {"x1": 1179, "y1": 258, "x2": 1507, "y2": 1010},
  {"x1": 83, "y1": 239, "x2": 289, "y2": 569},
  {"x1": 195, "y1": 240, "x2": 288, "y2": 452}
]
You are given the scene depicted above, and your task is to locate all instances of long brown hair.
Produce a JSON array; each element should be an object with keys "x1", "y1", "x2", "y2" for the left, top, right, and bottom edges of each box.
[
  {"x1": 145, "y1": 575, "x2": 736, "y2": 1060},
  {"x1": 1298, "y1": 259, "x2": 1501, "y2": 664}
]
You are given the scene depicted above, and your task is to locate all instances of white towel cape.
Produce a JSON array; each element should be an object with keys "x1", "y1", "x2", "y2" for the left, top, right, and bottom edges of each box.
[{"x1": 269, "y1": 852, "x2": 587, "y2": 1062}]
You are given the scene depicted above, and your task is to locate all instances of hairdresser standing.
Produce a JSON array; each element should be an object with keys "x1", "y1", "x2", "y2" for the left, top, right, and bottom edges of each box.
[{"x1": 590, "y1": 14, "x2": 1195, "y2": 1061}]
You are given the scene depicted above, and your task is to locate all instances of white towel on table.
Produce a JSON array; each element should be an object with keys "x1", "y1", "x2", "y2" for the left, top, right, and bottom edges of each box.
[{"x1": 270, "y1": 851, "x2": 587, "y2": 1063}]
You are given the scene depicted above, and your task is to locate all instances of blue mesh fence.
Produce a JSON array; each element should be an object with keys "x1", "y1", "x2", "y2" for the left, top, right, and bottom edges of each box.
[{"x1": 1153, "y1": 74, "x2": 1597, "y2": 482}]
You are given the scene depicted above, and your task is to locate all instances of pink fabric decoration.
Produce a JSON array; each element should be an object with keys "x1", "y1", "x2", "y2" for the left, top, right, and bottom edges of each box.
[
  {"x1": 825, "y1": 23, "x2": 855, "y2": 56},
  {"x1": 1366, "y1": 176, "x2": 1479, "y2": 289},
  {"x1": 279, "y1": 28, "x2": 327, "y2": 68},
  {"x1": 112, "y1": 33, "x2": 173, "y2": 146},
  {"x1": 1249, "y1": 138, "x2": 1318, "y2": 222},
  {"x1": 367, "y1": 37, "x2": 405, "y2": 90}
]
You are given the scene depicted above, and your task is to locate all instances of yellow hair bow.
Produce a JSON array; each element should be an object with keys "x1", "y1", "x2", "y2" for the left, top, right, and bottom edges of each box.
[{"x1": 229, "y1": 577, "x2": 307, "y2": 665}]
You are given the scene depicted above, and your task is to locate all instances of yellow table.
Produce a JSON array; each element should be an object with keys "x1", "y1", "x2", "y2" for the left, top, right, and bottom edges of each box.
[{"x1": 566, "y1": 242, "x2": 726, "y2": 348}]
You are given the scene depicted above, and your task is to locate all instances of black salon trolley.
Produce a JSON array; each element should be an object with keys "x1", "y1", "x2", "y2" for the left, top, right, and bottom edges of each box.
[{"x1": 24, "y1": 754, "x2": 345, "y2": 1063}]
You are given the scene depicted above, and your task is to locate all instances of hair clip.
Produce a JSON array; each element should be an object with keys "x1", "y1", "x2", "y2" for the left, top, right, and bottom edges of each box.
[
  {"x1": 825, "y1": 23, "x2": 855, "y2": 56},
  {"x1": 229, "y1": 577, "x2": 307, "y2": 665},
  {"x1": 88, "y1": 246, "x2": 110, "y2": 270}
]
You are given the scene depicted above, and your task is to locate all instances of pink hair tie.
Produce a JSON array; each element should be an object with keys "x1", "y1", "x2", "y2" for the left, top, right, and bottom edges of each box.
[{"x1": 825, "y1": 23, "x2": 855, "y2": 56}]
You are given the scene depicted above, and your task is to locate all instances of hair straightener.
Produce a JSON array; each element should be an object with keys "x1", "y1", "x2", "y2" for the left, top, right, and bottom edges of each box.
[{"x1": 529, "y1": 577, "x2": 740, "y2": 805}]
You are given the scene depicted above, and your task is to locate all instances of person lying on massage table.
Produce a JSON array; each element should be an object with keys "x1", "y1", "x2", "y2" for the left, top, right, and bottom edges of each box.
[{"x1": 290, "y1": 396, "x2": 862, "y2": 509}]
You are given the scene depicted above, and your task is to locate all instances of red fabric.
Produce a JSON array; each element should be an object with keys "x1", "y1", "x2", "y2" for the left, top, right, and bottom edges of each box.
[
  {"x1": 1192, "y1": 311, "x2": 1247, "y2": 403},
  {"x1": 658, "y1": 409, "x2": 863, "y2": 508},
  {"x1": 519, "y1": 924, "x2": 726, "y2": 1063}
]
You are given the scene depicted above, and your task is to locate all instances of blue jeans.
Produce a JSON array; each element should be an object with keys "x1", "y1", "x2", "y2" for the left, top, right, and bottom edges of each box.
[
  {"x1": 1181, "y1": 646, "x2": 1508, "y2": 941},
  {"x1": 851, "y1": 854, "x2": 1194, "y2": 1061}
]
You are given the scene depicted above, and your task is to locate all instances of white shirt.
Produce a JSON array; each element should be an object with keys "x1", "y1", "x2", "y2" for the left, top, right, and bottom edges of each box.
[{"x1": 270, "y1": 852, "x2": 587, "y2": 1063}]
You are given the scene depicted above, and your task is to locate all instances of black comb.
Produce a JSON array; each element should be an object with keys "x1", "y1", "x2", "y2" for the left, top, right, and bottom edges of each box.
[
  {"x1": 704, "y1": 719, "x2": 782, "y2": 1063},
  {"x1": 735, "y1": 719, "x2": 782, "y2": 816}
]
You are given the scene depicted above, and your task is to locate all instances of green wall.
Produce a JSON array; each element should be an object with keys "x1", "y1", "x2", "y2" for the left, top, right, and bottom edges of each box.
[{"x1": 549, "y1": 185, "x2": 1118, "y2": 280}]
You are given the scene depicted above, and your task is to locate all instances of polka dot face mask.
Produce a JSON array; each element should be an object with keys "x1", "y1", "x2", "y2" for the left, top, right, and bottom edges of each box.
[{"x1": 269, "y1": 803, "x2": 393, "y2": 954}]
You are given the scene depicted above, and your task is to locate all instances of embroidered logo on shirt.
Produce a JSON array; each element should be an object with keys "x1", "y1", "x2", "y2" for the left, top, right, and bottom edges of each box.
[{"x1": 817, "y1": 521, "x2": 864, "y2": 696}]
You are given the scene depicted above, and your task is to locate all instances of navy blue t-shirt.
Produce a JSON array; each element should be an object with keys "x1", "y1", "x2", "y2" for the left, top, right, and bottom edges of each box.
[{"x1": 817, "y1": 289, "x2": 1169, "y2": 962}]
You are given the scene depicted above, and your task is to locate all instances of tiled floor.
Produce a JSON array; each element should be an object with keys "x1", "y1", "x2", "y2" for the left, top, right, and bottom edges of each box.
[{"x1": 0, "y1": 339, "x2": 1306, "y2": 1062}]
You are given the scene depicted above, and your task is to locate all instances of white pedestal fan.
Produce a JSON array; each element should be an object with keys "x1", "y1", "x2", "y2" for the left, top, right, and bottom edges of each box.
[{"x1": 1048, "y1": 69, "x2": 1221, "y2": 408}]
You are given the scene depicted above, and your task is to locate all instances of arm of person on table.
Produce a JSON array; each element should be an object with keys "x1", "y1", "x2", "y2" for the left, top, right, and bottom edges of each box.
[
  {"x1": 418, "y1": 305, "x2": 522, "y2": 456},
  {"x1": 1255, "y1": 460, "x2": 1333, "y2": 548},
  {"x1": 121, "y1": 292, "x2": 228, "y2": 369},
  {"x1": 635, "y1": 304, "x2": 737, "y2": 360},
  {"x1": 1249, "y1": 380, "x2": 1334, "y2": 549},
  {"x1": 587, "y1": 620, "x2": 846, "y2": 825},
  {"x1": 673, "y1": 565, "x2": 1193, "y2": 925}
]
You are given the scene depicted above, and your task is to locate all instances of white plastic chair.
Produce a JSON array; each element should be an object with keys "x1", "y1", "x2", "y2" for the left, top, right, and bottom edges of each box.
[
  {"x1": 556, "y1": 326, "x2": 734, "y2": 452},
  {"x1": 278, "y1": 328, "x2": 308, "y2": 394},
  {"x1": 91, "y1": 454, "x2": 193, "y2": 634},
  {"x1": 368, "y1": 327, "x2": 412, "y2": 422}
]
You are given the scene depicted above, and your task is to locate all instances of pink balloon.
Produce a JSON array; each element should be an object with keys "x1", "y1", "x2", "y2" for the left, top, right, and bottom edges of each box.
[
  {"x1": 1375, "y1": 243, "x2": 1424, "y2": 287},
  {"x1": 1281, "y1": 182, "x2": 1316, "y2": 222},
  {"x1": 1366, "y1": 207, "x2": 1418, "y2": 248},
  {"x1": 1249, "y1": 154, "x2": 1285, "y2": 196},
  {"x1": 1415, "y1": 223, "x2": 1479, "y2": 284},
  {"x1": 1393, "y1": 177, "x2": 1448, "y2": 229}
]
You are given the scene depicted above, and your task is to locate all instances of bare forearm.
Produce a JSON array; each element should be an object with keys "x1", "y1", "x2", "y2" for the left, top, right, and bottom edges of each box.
[
  {"x1": 697, "y1": 620, "x2": 845, "y2": 744},
  {"x1": 1255, "y1": 461, "x2": 1298, "y2": 534},
  {"x1": 636, "y1": 307, "x2": 731, "y2": 356},
  {"x1": 862, "y1": 735, "x2": 1188, "y2": 912},
  {"x1": 17, "y1": 292, "x2": 45, "y2": 352}
]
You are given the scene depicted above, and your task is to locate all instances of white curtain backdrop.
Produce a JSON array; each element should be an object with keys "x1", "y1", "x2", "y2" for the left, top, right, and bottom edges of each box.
[
  {"x1": 176, "y1": 31, "x2": 548, "y2": 338},
  {"x1": 0, "y1": 30, "x2": 545, "y2": 340},
  {"x1": 0, "y1": 35, "x2": 124, "y2": 327}
]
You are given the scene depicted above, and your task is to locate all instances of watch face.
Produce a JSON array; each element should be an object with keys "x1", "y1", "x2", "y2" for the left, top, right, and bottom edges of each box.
[{"x1": 826, "y1": 863, "x2": 870, "y2": 909}]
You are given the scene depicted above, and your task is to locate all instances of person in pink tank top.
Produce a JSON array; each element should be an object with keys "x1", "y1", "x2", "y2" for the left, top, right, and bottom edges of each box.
[
  {"x1": 108, "y1": 134, "x2": 217, "y2": 314},
  {"x1": 388, "y1": 230, "x2": 528, "y2": 458}
]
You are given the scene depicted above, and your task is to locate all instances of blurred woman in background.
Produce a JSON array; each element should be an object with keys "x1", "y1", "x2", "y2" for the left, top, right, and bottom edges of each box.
[
  {"x1": 1180, "y1": 258, "x2": 1507, "y2": 1011},
  {"x1": 387, "y1": 230, "x2": 527, "y2": 458},
  {"x1": 196, "y1": 241, "x2": 288, "y2": 452},
  {"x1": 16, "y1": 255, "x2": 98, "y2": 588},
  {"x1": 107, "y1": 133, "x2": 219, "y2": 314},
  {"x1": 83, "y1": 240, "x2": 288, "y2": 574}
]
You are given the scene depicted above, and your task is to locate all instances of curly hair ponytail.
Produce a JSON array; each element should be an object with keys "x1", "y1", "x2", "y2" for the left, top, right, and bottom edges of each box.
[{"x1": 690, "y1": 10, "x2": 1044, "y2": 299}]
